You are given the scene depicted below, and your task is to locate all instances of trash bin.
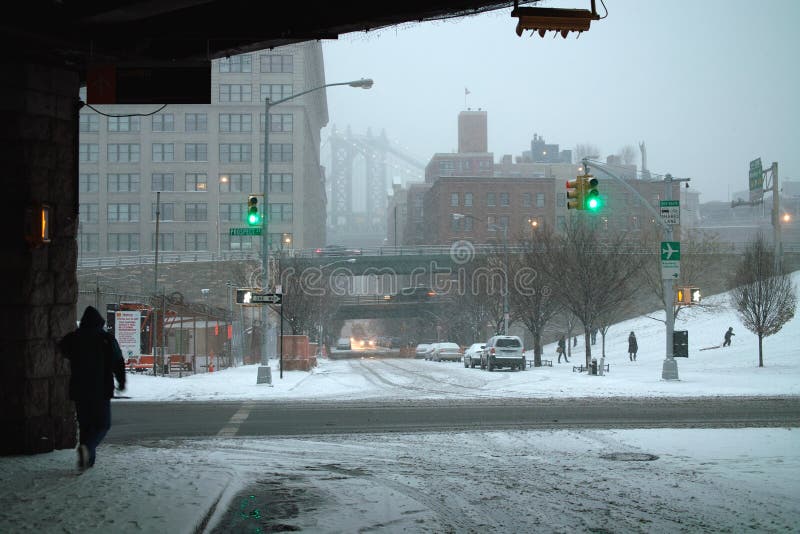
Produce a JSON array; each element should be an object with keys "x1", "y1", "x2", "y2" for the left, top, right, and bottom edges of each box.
[{"x1": 590, "y1": 358, "x2": 598, "y2": 375}]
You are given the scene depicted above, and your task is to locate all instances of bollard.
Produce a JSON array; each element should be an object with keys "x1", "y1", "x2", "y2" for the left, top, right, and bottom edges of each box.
[
  {"x1": 599, "y1": 357, "x2": 605, "y2": 376},
  {"x1": 590, "y1": 358, "x2": 598, "y2": 375}
]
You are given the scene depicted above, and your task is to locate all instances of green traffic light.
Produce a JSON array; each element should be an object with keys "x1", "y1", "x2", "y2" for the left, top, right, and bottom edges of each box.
[{"x1": 587, "y1": 197, "x2": 600, "y2": 211}]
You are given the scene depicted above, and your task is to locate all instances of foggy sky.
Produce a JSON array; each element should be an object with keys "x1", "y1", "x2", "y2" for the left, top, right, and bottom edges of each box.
[{"x1": 320, "y1": 0, "x2": 799, "y2": 203}]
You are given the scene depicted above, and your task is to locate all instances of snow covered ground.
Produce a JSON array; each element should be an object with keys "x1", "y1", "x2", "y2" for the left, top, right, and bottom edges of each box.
[{"x1": 1, "y1": 275, "x2": 799, "y2": 533}]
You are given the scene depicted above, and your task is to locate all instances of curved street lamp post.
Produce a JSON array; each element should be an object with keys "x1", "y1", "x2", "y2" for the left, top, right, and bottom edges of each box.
[{"x1": 261, "y1": 79, "x2": 373, "y2": 367}]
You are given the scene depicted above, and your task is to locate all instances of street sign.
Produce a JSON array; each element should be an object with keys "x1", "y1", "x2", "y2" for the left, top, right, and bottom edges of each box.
[
  {"x1": 749, "y1": 157, "x2": 764, "y2": 202},
  {"x1": 659, "y1": 200, "x2": 680, "y2": 226},
  {"x1": 661, "y1": 241, "x2": 681, "y2": 279},
  {"x1": 230, "y1": 227, "x2": 262, "y2": 236},
  {"x1": 250, "y1": 293, "x2": 282, "y2": 304}
]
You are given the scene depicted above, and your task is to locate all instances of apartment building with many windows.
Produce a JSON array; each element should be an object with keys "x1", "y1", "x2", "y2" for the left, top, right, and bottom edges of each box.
[{"x1": 78, "y1": 42, "x2": 328, "y2": 258}]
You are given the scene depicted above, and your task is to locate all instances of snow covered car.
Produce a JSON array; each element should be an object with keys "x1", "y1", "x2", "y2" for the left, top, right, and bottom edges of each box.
[
  {"x1": 463, "y1": 342, "x2": 486, "y2": 368},
  {"x1": 431, "y1": 342, "x2": 462, "y2": 362},
  {"x1": 481, "y1": 335, "x2": 525, "y2": 371},
  {"x1": 415, "y1": 343, "x2": 432, "y2": 359}
]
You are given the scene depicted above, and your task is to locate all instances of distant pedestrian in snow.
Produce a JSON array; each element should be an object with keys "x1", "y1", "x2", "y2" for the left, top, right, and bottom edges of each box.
[
  {"x1": 628, "y1": 331, "x2": 638, "y2": 361},
  {"x1": 557, "y1": 335, "x2": 568, "y2": 363},
  {"x1": 722, "y1": 327, "x2": 735, "y2": 347},
  {"x1": 58, "y1": 306, "x2": 126, "y2": 470}
]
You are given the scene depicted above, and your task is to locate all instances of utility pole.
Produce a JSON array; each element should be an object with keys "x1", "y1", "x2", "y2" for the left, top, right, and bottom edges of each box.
[
  {"x1": 771, "y1": 162, "x2": 781, "y2": 269},
  {"x1": 662, "y1": 174, "x2": 679, "y2": 381}
]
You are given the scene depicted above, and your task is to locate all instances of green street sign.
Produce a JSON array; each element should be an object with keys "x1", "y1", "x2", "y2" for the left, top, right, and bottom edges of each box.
[
  {"x1": 230, "y1": 227, "x2": 262, "y2": 236},
  {"x1": 661, "y1": 241, "x2": 680, "y2": 261}
]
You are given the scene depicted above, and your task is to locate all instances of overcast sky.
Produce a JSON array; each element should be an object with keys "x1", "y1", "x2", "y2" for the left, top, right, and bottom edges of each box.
[{"x1": 320, "y1": 0, "x2": 799, "y2": 203}]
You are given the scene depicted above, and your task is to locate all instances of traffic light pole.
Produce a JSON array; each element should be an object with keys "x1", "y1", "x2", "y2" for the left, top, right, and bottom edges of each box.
[{"x1": 583, "y1": 160, "x2": 689, "y2": 381}]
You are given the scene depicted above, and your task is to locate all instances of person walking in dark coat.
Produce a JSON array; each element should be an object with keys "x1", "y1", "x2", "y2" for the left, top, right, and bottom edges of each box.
[
  {"x1": 628, "y1": 331, "x2": 638, "y2": 361},
  {"x1": 722, "y1": 327, "x2": 735, "y2": 347},
  {"x1": 58, "y1": 306, "x2": 126, "y2": 470},
  {"x1": 557, "y1": 335, "x2": 568, "y2": 363}
]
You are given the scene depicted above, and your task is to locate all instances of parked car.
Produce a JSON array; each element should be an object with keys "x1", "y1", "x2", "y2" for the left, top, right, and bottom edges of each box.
[
  {"x1": 415, "y1": 343, "x2": 431, "y2": 359},
  {"x1": 481, "y1": 335, "x2": 525, "y2": 371},
  {"x1": 431, "y1": 342, "x2": 462, "y2": 362},
  {"x1": 423, "y1": 343, "x2": 439, "y2": 360},
  {"x1": 336, "y1": 337, "x2": 352, "y2": 350},
  {"x1": 463, "y1": 342, "x2": 486, "y2": 368}
]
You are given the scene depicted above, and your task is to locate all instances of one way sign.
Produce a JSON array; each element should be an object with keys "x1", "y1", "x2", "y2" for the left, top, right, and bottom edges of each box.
[{"x1": 251, "y1": 292, "x2": 282, "y2": 304}]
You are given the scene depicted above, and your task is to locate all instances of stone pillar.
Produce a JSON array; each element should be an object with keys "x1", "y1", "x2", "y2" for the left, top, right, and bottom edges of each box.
[{"x1": 0, "y1": 60, "x2": 80, "y2": 454}]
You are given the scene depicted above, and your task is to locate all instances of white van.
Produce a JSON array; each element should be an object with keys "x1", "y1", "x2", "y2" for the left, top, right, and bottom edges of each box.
[{"x1": 336, "y1": 337, "x2": 351, "y2": 350}]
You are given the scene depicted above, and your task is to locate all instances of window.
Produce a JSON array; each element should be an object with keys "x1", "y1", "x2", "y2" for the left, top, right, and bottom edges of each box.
[
  {"x1": 108, "y1": 173, "x2": 140, "y2": 192},
  {"x1": 499, "y1": 192, "x2": 510, "y2": 207},
  {"x1": 269, "y1": 203, "x2": 293, "y2": 223},
  {"x1": 79, "y1": 114, "x2": 99, "y2": 132},
  {"x1": 263, "y1": 143, "x2": 292, "y2": 162},
  {"x1": 185, "y1": 143, "x2": 208, "y2": 161},
  {"x1": 450, "y1": 193, "x2": 459, "y2": 207},
  {"x1": 185, "y1": 113, "x2": 207, "y2": 132},
  {"x1": 499, "y1": 215, "x2": 510, "y2": 229},
  {"x1": 151, "y1": 173, "x2": 174, "y2": 191},
  {"x1": 108, "y1": 233, "x2": 139, "y2": 252},
  {"x1": 260, "y1": 54, "x2": 293, "y2": 73},
  {"x1": 522, "y1": 193, "x2": 532, "y2": 208},
  {"x1": 487, "y1": 192, "x2": 496, "y2": 207},
  {"x1": 224, "y1": 234, "x2": 255, "y2": 251},
  {"x1": 152, "y1": 143, "x2": 174, "y2": 162},
  {"x1": 536, "y1": 193, "x2": 546, "y2": 208},
  {"x1": 79, "y1": 203, "x2": 98, "y2": 224},
  {"x1": 185, "y1": 203, "x2": 208, "y2": 221},
  {"x1": 261, "y1": 113, "x2": 293, "y2": 132},
  {"x1": 185, "y1": 233, "x2": 207, "y2": 251},
  {"x1": 487, "y1": 215, "x2": 497, "y2": 228},
  {"x1": 79, "y1": 143, "x2": 99, "y2": 162},
  {"x1": 267, "y1": 233, "x2": 292, "y2": 251},
  {"x1": 186, "y1": 173, "x2": 207, "y2": 192},
  {"x1": 268, "y1": 173, "x2": 293, "y2": 193},
  {"x1": 220, "y1": 143, "x2": 252, "y2": 163},
  {"x1": 107, "y1": 203, "x2": 140, "y2": 222},
  {"x1": 219, "y1": 54, "x2": 252, "y2": 73},
  {"x1": 108, "y1": 116, "x2": 140, "y2": 132},
  {"x1": 260, "y1": 84, "x2": 293, "y2": 102},
  {"x1": 464, "y1": 217, "x2": 474, "y2": 232},
  {"x1": 219, "y1": 113, "x2": 252, "y2": 133},
  {"x1": 79, "y1": 233, "x2": 98, "y2": 253},
  {"x1": 464, "y1": 192, "x2": 473, "y2": 207},
  {"x1": 152, "y1": 233, "x2": 174, "y2": 251},
  {"x1": 220, "y1": 203, "x2": 244, "y2": 223},
  {"x1": 152, "y1": 113, "x2": 175, "y2": 132},
  {"x1": 219, "y1": 84, "x2": 251, "y2": 103},
  {"x1": 152, "y1": 203, "x2": 174, "y2": 221},
  {"x1": 219, "y1": 173, "x2": 252, "y2": 193},
  {"x1": 439, "y1": 160, "x2": 455, "y2": 175},
  {"x1": 451, "y1": 217, "x2": 462, "y2": 232},
  {"x1": 107, "y1": 143, "x2": 140, "y2": 163},
  {"x1": 556, "y1": 192, "x2": 566, "y2": 208},
  {"x1": 79, "y1": 173, "x2": 99, "y2": 193}
]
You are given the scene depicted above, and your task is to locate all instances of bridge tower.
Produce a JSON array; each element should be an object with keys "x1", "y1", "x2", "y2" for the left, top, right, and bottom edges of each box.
[{"x1": 327, "y1": 126, "x2": 424, "y2": 247}]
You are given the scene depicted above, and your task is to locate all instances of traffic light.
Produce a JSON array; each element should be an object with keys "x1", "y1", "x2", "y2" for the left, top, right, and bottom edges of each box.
[
  {"x1": 246, "y1": 195, "x2": 261, "y2": 226},
  {"x1": 584, "y1": 175, "x2": 601, "y2": 211},
  {"x1": 235, "y1": 289, "x2": 253, "y2": 304},
  {"x1": 566, "y1": 177, "x2": 584, "y2": 210}
]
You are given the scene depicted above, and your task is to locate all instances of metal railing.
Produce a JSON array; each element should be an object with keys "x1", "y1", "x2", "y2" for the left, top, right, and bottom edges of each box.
[{"x1": 77, "y1": 241, "x2": 799, "y2": 269}]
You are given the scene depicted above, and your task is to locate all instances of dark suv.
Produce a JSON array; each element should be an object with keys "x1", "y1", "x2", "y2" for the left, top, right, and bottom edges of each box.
[{"x1": 481, "y1": 335, "x2": 525, "y2": 371}]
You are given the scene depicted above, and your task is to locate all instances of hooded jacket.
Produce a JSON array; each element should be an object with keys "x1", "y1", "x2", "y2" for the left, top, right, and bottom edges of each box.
[{"x1": 59, "y1": 306, "x2": 126, "y2": 401}]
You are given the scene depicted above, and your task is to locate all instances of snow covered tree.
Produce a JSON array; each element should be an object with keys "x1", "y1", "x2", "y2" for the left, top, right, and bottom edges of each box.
[{"x1": 730, "y1": 235, "x2": 797, "y2": 367}]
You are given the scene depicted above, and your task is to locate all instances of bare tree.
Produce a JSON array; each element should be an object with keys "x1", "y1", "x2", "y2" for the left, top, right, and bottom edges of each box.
[
  {"x1": 730, "y1": 235, "x2": 797, "y2": 367},
  {"x1": 277, "y1": 258, "x2": 340, "y2": 337},
  {"x1": 547, "y1": 218, "x2": 647, "y2": 367},
  {"x1": 510, "y1": 226, "x2": 561, "y2": 367},
  {"x1": 618, "y1": 145, "x2": 637, "y2": 165},
  {"x1": 574, "y1": 143, "x2": 601, "y2": 162}
]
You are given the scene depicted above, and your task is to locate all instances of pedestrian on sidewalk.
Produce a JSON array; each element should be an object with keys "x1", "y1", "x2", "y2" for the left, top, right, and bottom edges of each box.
[
  {"x1": 628, "y1": 331, "x2": 638, "y2": 361},
  {"x1": 58, "y1": 306, "x2": 126, "y2": 470},
  {"x1": 723, "y1": 327, "x2": 735, "y2": 347},
  {"x1": 557, "y1": 335, "x2": 568, "y2": 363}
]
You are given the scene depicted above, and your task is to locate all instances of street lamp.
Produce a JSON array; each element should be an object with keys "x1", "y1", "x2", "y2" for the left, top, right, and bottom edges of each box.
[
  {"x1": 453, "y1": 213, "x2": 509, "y2": 335},
  {"x1": 217, "y1": 175, "x2": 229, "y2": 255},
  {"x1": 260, "y1": 77, "x2": 373, "y2": 366}
]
